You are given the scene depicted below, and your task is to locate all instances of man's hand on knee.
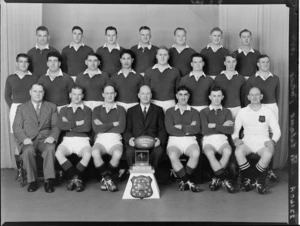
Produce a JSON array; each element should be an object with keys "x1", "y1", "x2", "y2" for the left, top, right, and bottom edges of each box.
[
  {"x1": 44, "y1": 136, "x2": 55, "y2": 144},
  {"x1": 23, "y1": 138, "x2": 33, "y2": 145},
  {"x1": 264, "y1": 140, "x2": 275, "y2": 151}
]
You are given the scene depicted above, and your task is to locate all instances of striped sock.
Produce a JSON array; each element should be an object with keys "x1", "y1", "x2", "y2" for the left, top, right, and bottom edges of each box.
[
  {"x1": 253, "y1": 163, "x2": 266, "y2": 179},
  {"x1": 239, "y1": 161, "x2": 252, "y2": 179}
]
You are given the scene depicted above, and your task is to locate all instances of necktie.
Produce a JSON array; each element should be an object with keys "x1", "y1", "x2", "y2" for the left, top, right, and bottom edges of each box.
[
  {"x1": 143, "y1": 107, "x2": 147, "y2": 119},
  {"x1": 36, "y1": 103, "x2": 41, "y2": 117}
]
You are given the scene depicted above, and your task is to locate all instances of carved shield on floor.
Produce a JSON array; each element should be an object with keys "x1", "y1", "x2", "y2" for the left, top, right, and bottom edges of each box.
[{"x1": 130, "y1": 175, "x2": 153, "y2": 199}]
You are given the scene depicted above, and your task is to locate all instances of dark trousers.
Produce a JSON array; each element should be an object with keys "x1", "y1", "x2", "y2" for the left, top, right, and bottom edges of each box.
[
  {"x1": 21, "y1": 139, "x2": 56, "y2": 183},
  {"x1": 126, "y1": 146, "x2": 164, "y2": 171}
]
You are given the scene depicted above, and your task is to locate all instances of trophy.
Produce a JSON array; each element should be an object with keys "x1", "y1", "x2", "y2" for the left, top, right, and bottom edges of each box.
[{"x1": 122, "y1": 136, "x2": 160, "y2": 199}]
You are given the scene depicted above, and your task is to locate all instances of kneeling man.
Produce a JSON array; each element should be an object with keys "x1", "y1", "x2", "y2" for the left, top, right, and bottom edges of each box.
[
  {"x1": 91, "y1": 85, "x2": 126, "y2": 192},
  {"x1": 55, "y1": 86, "x2": 92, "y2": 192},
  {"x1": 165, "y1": 86, "x2": 202, "y2": 192},
  {"x1": 200, "y1": 86, "x2": 234, "y2": 193},
  {"x1": 232, "y1": 87, "x2": 281, "y2": 194}
]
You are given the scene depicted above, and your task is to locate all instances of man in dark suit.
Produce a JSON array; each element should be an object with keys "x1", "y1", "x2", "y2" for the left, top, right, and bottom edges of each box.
[
  {"x1": 13, "y1": 83, "x2": 60, "y2": 193},
  {"x1": 124, "y1": 85, "x2": 167, "y2": 174}
]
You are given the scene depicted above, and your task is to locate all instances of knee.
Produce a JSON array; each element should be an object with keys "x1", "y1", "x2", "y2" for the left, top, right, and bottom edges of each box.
[
  {"x1": 234, "y1": 147, "x2": 244, "y2": 158},
  {"x1": 223, "y1": 146, "x2": 232, "y2": 157},
  {"x1": 112, "y1": 149, "x2": 123, "y2": 160},
  {"x1": 91, "y1": 148, "x2": 100, "y2": 159},
  {"x1": 44, "y1": 143, "x2": 55, "y2": 154},
  {"x1": 22, "y1": 145, "x2": 35, "y2": 157},
  {"x1": 262, "y1": 148, "x2": 273, "y2": 160},
  {"x1": 167, "y1": 150, "x2": 179, "y2": 162},
  {"x1": 82, "y1": 149, "x2": 92, "y2": 159},
  {"x1": 190, "y1": 150, "x2": 200, "y2": 160},
  {"x1": 204, "y1": 148, "x2": 214, "y2": 159}
]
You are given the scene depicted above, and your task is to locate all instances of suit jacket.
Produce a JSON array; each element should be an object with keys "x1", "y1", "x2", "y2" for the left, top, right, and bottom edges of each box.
[
  {"x1": 124, "y1": 103, "x2": 167, "y2": 147},
  {"x1": 13, "y1": 100, "x2": 60, "y2": 145}
]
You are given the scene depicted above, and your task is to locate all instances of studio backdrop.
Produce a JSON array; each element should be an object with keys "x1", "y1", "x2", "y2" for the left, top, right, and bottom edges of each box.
[{"x1": 1, "y1": 2, "x2": 289, "y2": 169}]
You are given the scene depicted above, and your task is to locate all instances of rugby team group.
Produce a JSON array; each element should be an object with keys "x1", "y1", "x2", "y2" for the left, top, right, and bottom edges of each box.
[{"x1": 5, "y1": 25, "x2": 281, "y2": 195}]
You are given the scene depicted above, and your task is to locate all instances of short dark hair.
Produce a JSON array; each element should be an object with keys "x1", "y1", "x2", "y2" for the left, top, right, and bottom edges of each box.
[
  {"x1": 120, "y1": 49, "x2": 135, "y2": 59},
  {"x1": 72, "y1": 26, "x2": 83, "y2": 33},
  {"x1": 210, "y1": 86, "x2": 224, "y2": 95},
  {"x1": 105, "y1": 26, "x2": 117, "y2": 35},
  {"x1": 174, "y1": 27, "x2": 186, "y2": 35},
  {"x1": 239, "y1": 29, "x2": 252, "y2": 37},
  {"x1": 210, "y1": 27, "x2": 223, "y2": 35},
  {"x1": 257, "y1": 54, "x2": 270, "y2": 63},
  {"x1": 103, "y1": 85, "x2": 116, "y2": 93},
  {"x1": 224, "y1": 53, "x2": 237, "y2": 61},
  {"x1": 47, "y1": 51, "x2": 62, "y2": 62},
  {"x1": 191, "y1": 53, "x2": 205, "y2": 62},
  {"x1": 139, "y1": 26, "x2": 151, "y2": 32},
  {"x1": 176, "y1": 85, "x2": 191, "y2": 95},
  {"x1": 86, "y1": 52, "x2": 100, "y2": 61},
  {"x1": 16, "y1": 53, "x2": 30, "y2": 62},
  {"x1": 71, "y1": 86, "x2": 84, "y2": 94},
  {"x1": 36, "y1": 26, "x2": 49, "y2": 35}
]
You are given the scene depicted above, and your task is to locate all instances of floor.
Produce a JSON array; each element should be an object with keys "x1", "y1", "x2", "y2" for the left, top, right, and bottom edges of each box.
[{"x1": 1, "y1": 169, "x2": 288, "y2": 224}]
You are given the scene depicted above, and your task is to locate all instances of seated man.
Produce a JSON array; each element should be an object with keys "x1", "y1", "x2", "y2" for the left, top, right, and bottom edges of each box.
[
  {"x1": 55, "y1": 86, "x2": 92, "y2": 192},
  {"x1": 165, "y1": 86, "x2": 202, "y2": 192},
  {"x1": 91, "y1": 85, "x2": 126, "y2": 192},
  {"x1": 13, "y1": 83, "x2": 60, "y2": 193},
  {"x1": 232, "y1": 87, "x2": 281, "y2": 194},
  {"x1": 124, "y1": 85, "x2": 167, "y2": 176},
  {"x1": 199, "y1": 86, "x2": 234, "y2": 193}
]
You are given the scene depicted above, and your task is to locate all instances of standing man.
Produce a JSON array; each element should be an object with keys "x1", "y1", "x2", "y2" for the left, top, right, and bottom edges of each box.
[
  {"x1": 124, "y1": 85, "x2": 167, "y2": 176},
  {"x1": 5, "y1": 53, "x2": 39, "y2": 172},
  {"x1": 110, "y1": 49, "x2": 144, "y2": 111},
  {"x1": 61, "y1": 26, "x2": 94, "y2": 81},
  {"x1": 130, "y1": 26, "x2": 158, "y2": 76},
  {"x1": 200, "y1": 27, "x2": 229, "y2": 77},
  {"x1": 144, "y1": 46, "x2": 181, "y2": 112},
  {"x1": 13, "y1": 83, "x2": 60, "y2": 193},
  {"x1": 55, "y1": 86, "x2": 92, "y2": 192},
  {"x1": 91, "y1": 85, "x2": 126, "y2": 192},
  {"x1": 214, "y1": 54, "x2": 246, "y2": 119},
  {"x1": 76, "y1": 53, "x2": 111, "y2": 111},
  {"x1": 38, "y1": 51, "x2": 75, "y2": 112},
  {"x1": 169, "y1": 27, "x2": 196, "y2": 77},
  {"x1": 27, "y1": 26, "x2": 59, "y2": 78},
  {"x1": 165, "y1": 86, "x2": 202, "y2": 192},
  {"x1": 96, "y1": 26, "x2": 124, "y2": 76},
  {"x1": 200, "y1": 86, "x2": 234, "y2": 193},
  {"x1": 179, "y1": 53, "x2": 214, "y2": 112},
  {"x1": 232, "y1": 29, "x2": 261, "y2": 79},
  {"x1": 244, "y1": 54, "x2": 280, "y2": 120},
  {"x1": 232, "y1": 87, "x2": 281, "y2": 194}
]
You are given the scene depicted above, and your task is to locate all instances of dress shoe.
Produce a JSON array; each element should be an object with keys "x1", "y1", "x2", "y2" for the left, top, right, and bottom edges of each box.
[
  {"x1": 27, "y1": 181, "x2": 38, "y2": 192},
  {"x1": 44, "y1": 179, "x2": 55, "y2": 193}
]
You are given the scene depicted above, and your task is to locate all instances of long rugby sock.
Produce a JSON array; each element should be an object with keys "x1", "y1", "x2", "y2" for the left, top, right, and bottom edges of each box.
[
  {"x1": 107, "y1": 162, "x2": 118, "y2": 177},
  {"x1": 76, "y1": 162, "x2": 86, "y2": 178},
  {"x1": 175, "y1": 167, "x2": 188, "y2": 182},
  {"x1": 15, "y1": 155, "x2": 21, "y2": 169},
  {"x1": 61, "y1": 160, "x2": 77, "y2": 179},
  {"x1": 186, "y1": 165, "x2": 195, "y2": 177},
  {"x1": 239, "y1": 161, "x2": 252, "y2": 179},
  {"x1": 96, "y1": 163, "x2": 107, "y2": 177},
  {"x1": 215, "y1": 168, "x2": 226, "y2": 181},
  {"x1": 253, "y1": 163, "x2": 267, "y2": 179}
]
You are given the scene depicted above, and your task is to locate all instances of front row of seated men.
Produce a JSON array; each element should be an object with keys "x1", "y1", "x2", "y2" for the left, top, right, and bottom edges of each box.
[{"x1": 13, "y1": 83, "x2": 281, "y2": 195}]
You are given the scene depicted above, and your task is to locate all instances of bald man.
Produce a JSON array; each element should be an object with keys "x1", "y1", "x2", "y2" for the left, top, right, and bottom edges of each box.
[
  {"x1": 232, "y1": 87, "x2": 281, "y2": 194},
  {"x1": 124, "y1": 85, "x2": 167, "y2": 175}
]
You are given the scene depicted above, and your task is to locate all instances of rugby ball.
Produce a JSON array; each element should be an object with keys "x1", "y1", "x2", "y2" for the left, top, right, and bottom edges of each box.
[{"x1": 134, "y1": 135, "x2": 156, "y2": 149}]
